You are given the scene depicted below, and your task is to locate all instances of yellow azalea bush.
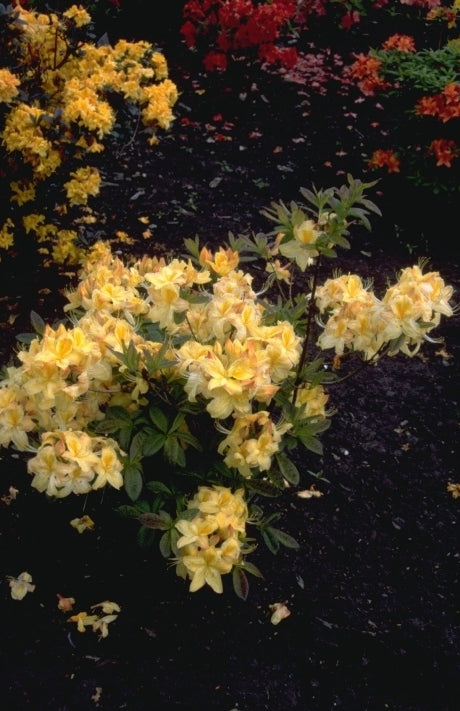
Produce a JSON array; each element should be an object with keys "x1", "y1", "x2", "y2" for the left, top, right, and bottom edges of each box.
[
  {"x1": 0, "y1": 176, "x2": 456, "y2": 597},
  {"x1": 0, "y1": 2, "x2": 177, "y2": 262}
]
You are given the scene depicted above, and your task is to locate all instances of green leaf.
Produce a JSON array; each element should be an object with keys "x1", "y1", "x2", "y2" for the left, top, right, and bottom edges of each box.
[
  {"x1": 136, "y1": 525, "x2": 156, "y2": 550},
  {"x1": 146, "y1": 480, "x2": 173, "y2": 495},
  {"x1": 148, "y1": 406, "x2": 169, "y2": 432},
  {"x1": 159, "y1": 530, "x2": 172, "y2": 558},
  {"x1": 298, "y1": 434, "x2": 324, "y2": 455},
  {"x1": 269, "y1": 527, "x2": 300, "y2": 550},
  {"x1": 30, "y1": 310, "x2": 46, "y2": 335},
  {"x1": 241, "y1": 560, "x2": 264, "y2": 579},
  {"x1": 138, "y1": 511, "x2": 171, "y2": 530},
  {"x1": 176, "y1": 507, "x2": 199, "y2": 521},
  {"x1": 142, "y1": 432, "x2": 166, "y2": 456},
  {"x1": 164, "y1": 435, "x2": 185, "y2": 467},
  {"x1": 130, "y1": 431, "x2": 146, "y2": 459},
  {"x1": 232, "y1": 567, "x2": 249, "y2": 601},
  {"x1": 261, "y1": 527, "x2": 280, "y2": 554},
  {"x1": 275, "y1": 453, "x2": 300, "y2": 486},
  {"x1": 246, "y1": 479, "x2": 282, "y2": 498},
  {"x1": 116, "y1": 502, "x2": 150, "y2": 518},
  {"x1": 124, "y1": 464, "x2": 143, "y2": 502}
]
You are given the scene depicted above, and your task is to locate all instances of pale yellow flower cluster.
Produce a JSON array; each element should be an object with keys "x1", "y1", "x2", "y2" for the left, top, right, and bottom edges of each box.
[
  {"x1": 0, "y1": 241, "x2": 305, "y2": 490},
  {"x1": 315, "y1": 265, "x2": 454, "y2": 359},
  {"x1": 0, "y1": 250, "x2": 153, "y2": 459},
  {"x1": 173, "y1": 248, "x2": 301, "y2": 431},
  {"x1": 217, "y1": 411, "x2": 292, "y2": 478},
  {"x1": 27, "y1": 430, "x2": 124, "y2": 497},
  {"x1": 294, "y1": 383, "x2": 330, "y2": 420},
  {"x1": 174, "y1": 485, "x2": 248, "y2": 593}
]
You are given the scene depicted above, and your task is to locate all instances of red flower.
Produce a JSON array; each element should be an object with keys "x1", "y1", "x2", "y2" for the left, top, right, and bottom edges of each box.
[
  {"x1": 203, "y1": 51, "x2": 227, "y2": 73},
  {"x1": 341, "y1": 10, "x2": 360, "y2": 30}
]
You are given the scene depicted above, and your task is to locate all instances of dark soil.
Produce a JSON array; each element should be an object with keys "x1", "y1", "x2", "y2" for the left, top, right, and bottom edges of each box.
[{"x1": 0, "y1": 24, "x2": 459, "y2": 711}]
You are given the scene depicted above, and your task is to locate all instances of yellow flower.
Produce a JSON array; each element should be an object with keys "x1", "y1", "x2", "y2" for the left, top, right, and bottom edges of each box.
[
  {"x1": 199, "y1": 246, "x2": 240, "y2": 275},
  {"x1": 218, "y1": 411, "x2": 291, "y2": 478},
  {"x1": 68, "y1": 611, "x2": 99, "y2": 633},
  {"x1": 265, "y1": 259, "x2": 291, "y2": 284},
  {"x1": 293, "y1": 219, "x2": 320, "y2": 246},
  {"x1": 91, "y1": 600, "x2": 121, "y2": 615},
  {"x1": 0, "y1": 401, "x2": 35, "y2": 451},
  {"x1": 295, "y1": 383, "x2": 330, "y2": 420},
  {"x1": 181, "y1": 547, "x2": 225, "y2": 594},
  {"x1": 70, "y1": 515, "x2": 95, "y2": 533},
  {"x1": 63, "y1": 5, "x2": 91, "y2": 26},
  {"x1": 269, "y1": 601, "x2": 291, "y2": 625},
  {"x1": 8, "y1": 571, "x2": 36, "y2": 600},
  {"x1": 447, "y1": 482, "x2": 460, "y2": 499},
  {"x1": 91, "y1": 444, "x2": 124, "y2": 490},
  {"x1": 64, "y1": 166, "x2": 101, "y2": 206},
  {"x1": 175, "y1": 516, "x2": 218, "y2": 549},
  {"x1": 0, "y1": 219, "x2": 15, "y2": 250},
  {"x1": 10, "y1": 181, "x2": 36, "y2": 206},
  {"x1": 91, "y1": 614, "x2": 119, "y2": 639}
]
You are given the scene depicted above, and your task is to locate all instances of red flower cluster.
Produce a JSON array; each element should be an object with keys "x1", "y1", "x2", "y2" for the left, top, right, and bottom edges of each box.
[
  {"x1": 415, "y1": 83, "x2": 460, "y2": 122},
  {"x1": 180, "y1": 0, "x2": 304, "y2": 72}
]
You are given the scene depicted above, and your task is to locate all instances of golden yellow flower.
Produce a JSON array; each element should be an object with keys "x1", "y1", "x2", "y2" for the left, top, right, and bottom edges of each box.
[
  {"x1": 63, "y1": 5, "x2": 92, "y2": 27},
  {"x1": 70, "y1": 515, "x2": 95, "y2": 534},
  {"x1": 0, "y1": 219, "x2": 15, "y2": 250},
  {"x1": 64, "y1": 166, "x2": 101, "y2": 206},
  {"x1": 0, "y1": 68, "x2": 20, "y2": 103},
  {"x1": 68, "y1": 611, "x2": 99, "y2": 633},
  {"x1": 10, "y1": 180, "x2": 36, "y2": 206},
  {"x1": 199, "y1": 246, "x2": 240, "y2": 275}
]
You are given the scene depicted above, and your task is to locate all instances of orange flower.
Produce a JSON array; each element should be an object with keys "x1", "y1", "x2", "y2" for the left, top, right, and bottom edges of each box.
[
  {"x1": 382, "y1": 34, "x2": 416, "y2": 52},
  {"x1": 368, "y1": 149, "x2": 401, "y2": 173},
  {"x1": 428, "y1": 139, "x2": 459, "y2": 168},
  {"x1": 415, "y1": 84, "x2": 460, "y2": 122},
  {"x1": 415, "y1": 95, "x2": 440, "y2": 117},
  {"x1": 348, "y1": 54, "x2": 389, "y2": 95}
]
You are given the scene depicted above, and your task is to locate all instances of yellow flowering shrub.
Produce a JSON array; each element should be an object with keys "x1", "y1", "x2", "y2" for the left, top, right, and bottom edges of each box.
[
  {"x1": 0, "y1": 2, "x2": 177, "y2": 263},
  {"x1": 0, "y1": 177, "x2": 455, "y2": 597}
]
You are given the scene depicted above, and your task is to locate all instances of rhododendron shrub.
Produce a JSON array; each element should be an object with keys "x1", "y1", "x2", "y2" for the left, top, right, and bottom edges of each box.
[
  {"x1": 0, "y1": 177, "x2": 455, "y2": 597},
  {"x1": 0, "y1": 2, "x2": 177, "y2": 262},
  {"x1": 179, "y1": 0, "x2": 445, "y2": 74}
]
